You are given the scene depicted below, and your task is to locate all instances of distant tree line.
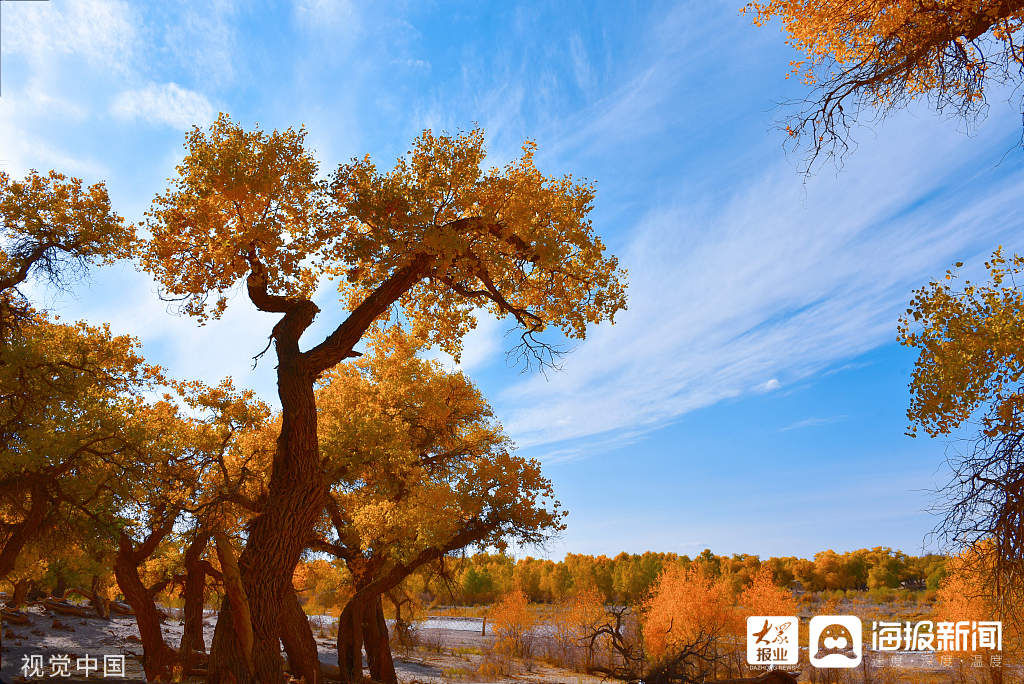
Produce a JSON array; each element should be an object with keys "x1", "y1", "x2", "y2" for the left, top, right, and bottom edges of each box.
[{"x1": 289, "y1": 546, "x2": 949, "y2": 610}]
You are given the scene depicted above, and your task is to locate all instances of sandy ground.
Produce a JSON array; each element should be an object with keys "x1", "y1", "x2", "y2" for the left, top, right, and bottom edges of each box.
[{"x1": 0, "y1": 606, "x2": 608, "y2": 683}]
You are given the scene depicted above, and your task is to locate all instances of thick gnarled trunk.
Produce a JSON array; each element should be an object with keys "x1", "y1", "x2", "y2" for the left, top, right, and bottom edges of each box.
[
  {"x1": 8, "y1": 579, "x2": 31, "y2": 609},
  {"x1": 209, "y1": 365, "x2": 326, "y2": 683},
  {"x1": 207, "y1": 260, "x2": 423, "y2": 683},
  {"x1": 335, "y1": 593, "x2": 398, "y2": 684},
  {"x1": 114, "y1": 532, "x2": 177, "y2": 681},
  {"x1": 280, "y1": 585, "x2": 321, "y2": 683},
  {"x1": 336, "y1": 597, "x2": 365, "y2": 684},
  {"x1": 179, "y1": 530, "x2": 213, "y2": 672},
  {"x1": 364, "y1": 596, "x2": 397, "y2": 684},
  {"x1": 90, "y1": 574, "x2": 110, "y2": 619}
]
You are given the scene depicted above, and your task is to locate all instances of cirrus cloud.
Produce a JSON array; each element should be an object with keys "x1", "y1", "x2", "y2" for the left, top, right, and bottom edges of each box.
[{"x1": 111, "y1": 82, "x2": 216, "y2": 130}]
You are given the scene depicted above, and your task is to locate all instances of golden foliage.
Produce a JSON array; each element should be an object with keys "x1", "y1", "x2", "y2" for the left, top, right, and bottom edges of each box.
[
  {"x1": 489, "y1": 587, "x2": 536, "y2": 658},
  {"x1": 745, "y1": 0, "x2": 1024, "y2": 103},
  {"x1": 934, "y1": 544, "x2": 1022, "y2": 663},
  {"x1": 642, "y1": 564, "x2": 734, "y2": 661},
  {"x1": 0, "y1": 169, "x2": 132, "y2": 292},
  {"x1": 142, "y1": 116, "x2": 626, "y2": 364},
  {"x1": 140, "y1": 114, "x2": 328, "y2": 321},
  {"x1": 737, "y1": 565, "x2": 797, "y2": 619},
  {"x1": 899, "y1": 248, "x2": 1024, "y2": 438},
  {"x1": 315, "y1": 327, "x2": 564, "y2": 562},
  {"x1": 745, "y1": 1, "x2": 1024, "y2": 165}
]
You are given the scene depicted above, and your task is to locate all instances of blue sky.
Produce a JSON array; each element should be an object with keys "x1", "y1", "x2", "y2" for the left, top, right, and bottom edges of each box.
[{"x1": 3, "y1": 0, "x2": 1022, "y2": 559}]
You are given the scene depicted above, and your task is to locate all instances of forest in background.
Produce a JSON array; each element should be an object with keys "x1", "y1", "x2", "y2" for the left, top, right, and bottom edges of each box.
[
  {"x1": 6, "y1": 546, "x2": 949, "y2": 616},
  {"x1": 293, "y1": 548, "x2": 949, "y2": 613}
]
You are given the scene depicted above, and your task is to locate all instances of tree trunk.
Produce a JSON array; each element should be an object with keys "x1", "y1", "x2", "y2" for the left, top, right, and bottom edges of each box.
[
  {"x1": 363, "y1": 596, "x2": 397, "y2": 684},
  {"x1": 180, "y1": 530, "x2": 212, "y2": 672},
  {"x1": 90, "y1": 574, "x2": 110, "y2": 619},
  {"x1": 208, "y1": 364, "x2": 326, "y2": 684},
  {"x1": 0, "y1": 481, "x2": 48, "y2": 578},
  {"x1": 8, "y1": 579, "x2": 31, "y2": 609},
  {"x1": 114, "y1": 533, "x2": 177, "y2": 681},
  {"x1": 53, "y1": 570, "x2": 67, "y2": 599},
  {"x1": 336, "y1": 597, "x2": 365, "y2": 684},
  {"x1": 213, "y1": 529, "x2": 254, "y2": 673},
  {"x1": 280, "y1": 585, "x2": 321, "y2": 683}
]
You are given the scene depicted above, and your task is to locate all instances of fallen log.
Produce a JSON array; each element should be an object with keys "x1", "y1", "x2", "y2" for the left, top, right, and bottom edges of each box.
[
  {"x1": 109, "y1": 601, "x2": 135, "y2": 616},
  {"x1": 1, "y1": 609, "x2": 30, "y2": 625},
  {"x1": 42, "y1": 598, "x2": 93, "y2": 618}
]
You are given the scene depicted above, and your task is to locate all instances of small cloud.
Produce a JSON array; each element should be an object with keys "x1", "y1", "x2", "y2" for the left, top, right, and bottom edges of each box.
[
  {"x1": 780, "y1": 415, "x2": 848, "y2": 432},
  {"x1": 293, "y1": 0, "x2": 359, "y2": 33},
  {"x1": 393, "y1": 58, "x2": 431, "y2": 71},
  {"x1": 755, "y1": 378, "x2": 781, "y2": 393},
  {"x1": 111, "y1": 82, "x2": 215, "y2": 130}
]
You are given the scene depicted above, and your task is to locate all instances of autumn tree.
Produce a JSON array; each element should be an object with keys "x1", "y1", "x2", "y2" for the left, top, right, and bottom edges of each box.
[
  {"x1": 108, "y1": 380, "x2": 271, "y2": 681},
  {"x1": 737, "y1": 565, "x2": 797, "y2": 618},
  {"x1": 306, "y1": 329, "x2": 564, "y2": 684},
  {"x1": 547, "y1": 584, "x2": 606, "y2": 670},
  {"x1": 0, "y1": 167, "x2": 138, "y2": 626},
  {"x1": 642, "y1": 564, "x2": 736, "y2": 680},
  {"x1": 900, "y1": 249, "x2": 1024, "y2": 632},
  {"x1": 0, "y1": 169, "x2": 132, "y2": 330},
  {"x1": 936, "y1": 544, "x2": 1022, "y2": 679},
  {"x1": 746, "y1": 0, "x2": 1024, "y2": 167},
  {"x1": 490, "y1": 587, "x2": 537, "y2": 660},
  {"x1": 141, "y1": 115, "x2": 625, "y2": 682}
]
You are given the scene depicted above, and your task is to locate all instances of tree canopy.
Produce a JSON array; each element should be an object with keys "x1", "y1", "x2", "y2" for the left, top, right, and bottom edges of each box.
[
  {"x1": 746, "y1": 0, "x2": 1024, "y2": 167},
  {"x1": 899, "y1": 248, "x2": 1024, "y2": 439},
  {"x1": 141, "y1": 116, "x2": 626, "y2": 366}
]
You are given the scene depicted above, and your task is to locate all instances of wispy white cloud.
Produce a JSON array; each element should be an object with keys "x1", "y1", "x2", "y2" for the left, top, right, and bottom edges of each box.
[
  {"x1": 3, "y1": 0, "x2": 137, "y2": 70},
  {"x1": 293, "y1": 0, "x2": 359, "y2": 34},
  {"x1": 111, "y1": 83, "x2": 216, "y2": 130},
  {"x1": 498, "y1": 106, "x2": 1024, "y2": 455},
  {"x1": 159, "y1": 0, "x2": 239, "y2": 85},
  {"x1": 780, "y1": 415, "x2": 848, "y2": 432},
  {"x1": 568, "y1": 33, "x2": 594, "y2": 93}
]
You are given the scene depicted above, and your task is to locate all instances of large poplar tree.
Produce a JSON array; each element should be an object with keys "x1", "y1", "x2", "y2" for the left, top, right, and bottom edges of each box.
[{"x1": 141, "y1": 116, "x2": 626, "y2": 682}]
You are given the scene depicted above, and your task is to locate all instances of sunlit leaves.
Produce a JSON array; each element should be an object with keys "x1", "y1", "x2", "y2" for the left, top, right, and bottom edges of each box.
[
  {"x1": 642, "y1": 564, "x2": 734, "y2": 662},
  {"x1": 330, "y1": 128, "x2": 627, "y2": 362},
  {"x1": 142, "y1": 117, "x2": 626, "y2": 365},
  {"x1": 745, "y1": 1, "x2": 1024, "y2": 165},
  {"x1": 141, "y1": 114, "x2": 330, "y2": 322},
  {"x1": 315, "y1": 327, "x2": 564, "y2": 562},
  {"x1": 0, "y1": 169, "x2": 132, "y2": 293},
  {"x1": 899, "y1": 248, "x2": 1024, "y2": 438}
]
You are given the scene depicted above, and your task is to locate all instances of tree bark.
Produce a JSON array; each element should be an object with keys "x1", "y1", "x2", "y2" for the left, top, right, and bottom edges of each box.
[
  {"x1": 90, "y1": 574, "x2": 110, "y2": 619},
  {"x1": 180, "y1": 530, "x2": 213, "y2": 672},
  {"x1": 208, "y1": 258, "x2": 428, "y2": 683},
  {"x1": 363, "y1": 596, "x2": 397, "y2": 684},
  {"x1": 0, "y1": 480, "x2": 49, "y2": 578},
  {"x1": 213, "y1": 529, "x2": 255, "y2": 674},
  {"x1": 210, "y1": 356, "x2": 331, "y2": 683},
  {"x1": 52, "y1": 570, "x2": 67, "y2": 599},
  {"x1": 280, "y1": 585, "x2": 321, "y2": 683},
  {"x1": 336, "y1": 597, "x2": 365, "y2": 684},
  {"x1": 8, "y1": 579, "x2": 31, "y2": 609},
  {"x1": 114, "y1": 532, "x2": 177, "y2": 681}
]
